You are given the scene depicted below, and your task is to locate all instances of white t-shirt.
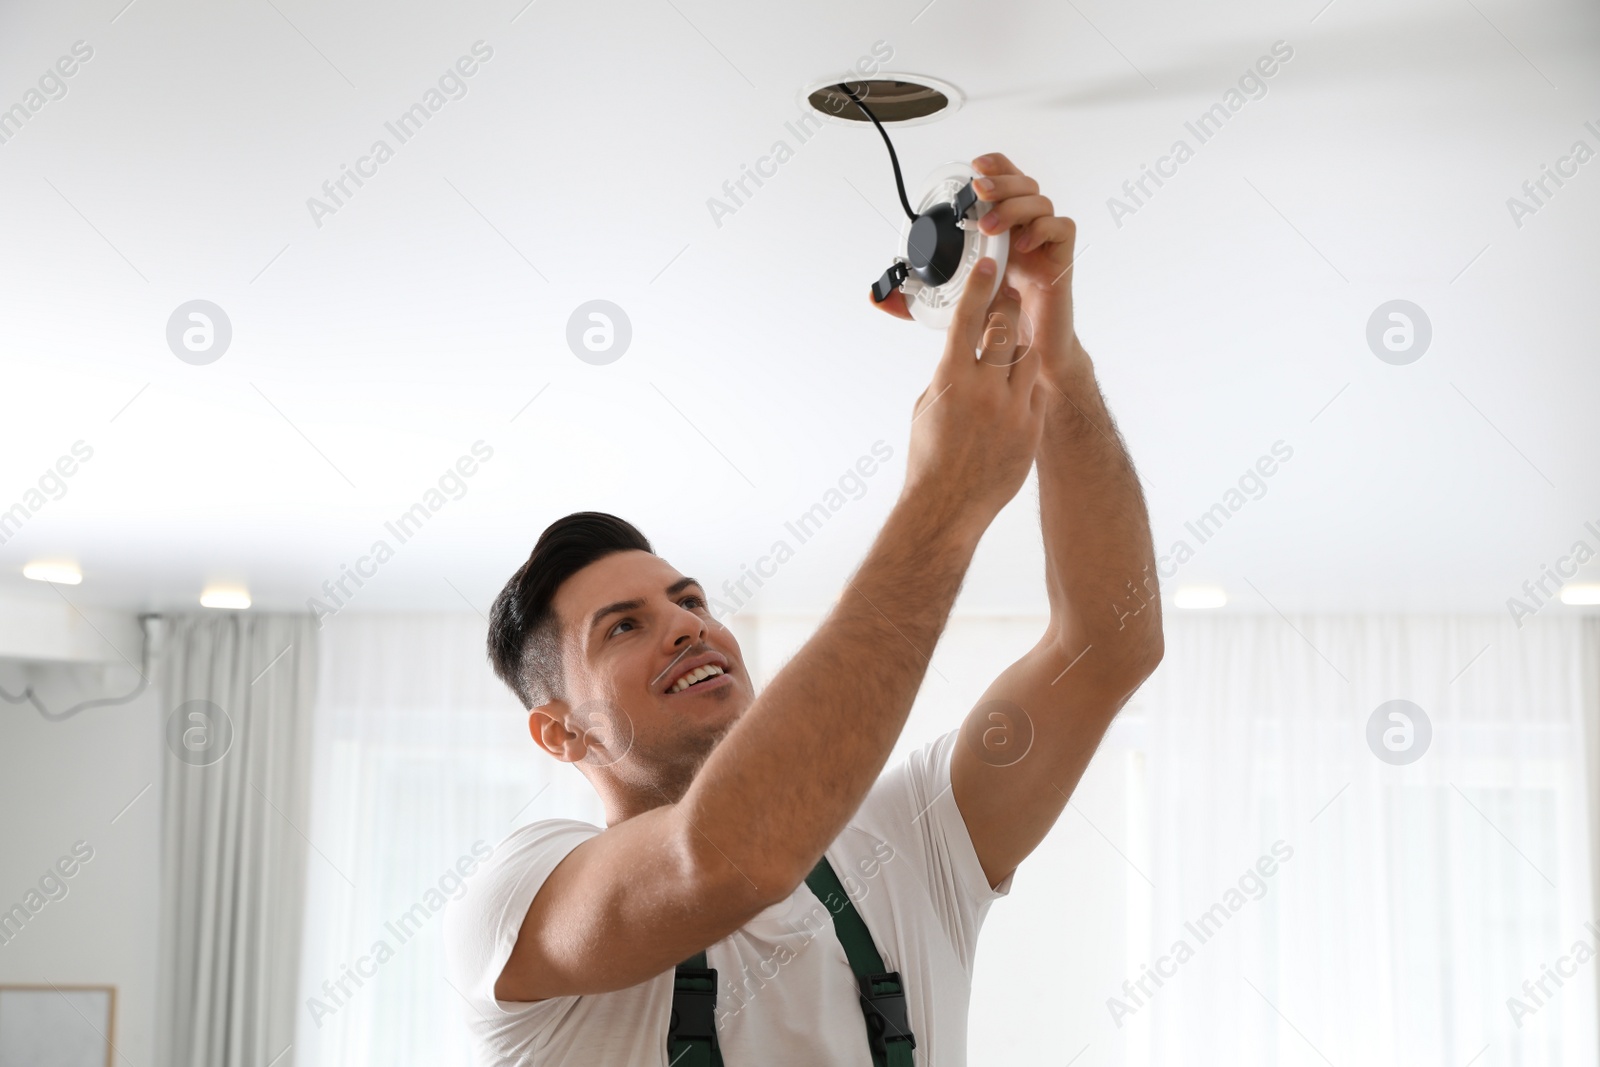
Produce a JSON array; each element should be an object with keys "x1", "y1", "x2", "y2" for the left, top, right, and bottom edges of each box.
[{"x1": 444, "y1": 728, "x2": 1014, "y2": 1065}]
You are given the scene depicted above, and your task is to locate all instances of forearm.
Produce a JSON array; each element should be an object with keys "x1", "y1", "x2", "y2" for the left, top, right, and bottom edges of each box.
[
  {"x1": 1037, "y1": 339, "x2": 1162, "y2": 665},
  {"x1": 680, "y1": 489, "x2": 982, "y2": 895}
]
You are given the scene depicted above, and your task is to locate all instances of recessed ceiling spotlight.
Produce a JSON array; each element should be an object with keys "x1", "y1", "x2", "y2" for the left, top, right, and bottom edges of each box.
[
  {"x1": 200, "y1": 585, "x2": 251, "y2": 610},
  {"x1": 23, "y1": 561, "x2": 82, "y2": 585},
  {"x1": 799, "y1": 74, "x2": 963, "y2": 127},
  {"x1": 1174, "y1": 585, "x2": 1227, "y2": 609},
  {"x1": 1560, "y1": 582, "x2": 1600, "y2": 606}
]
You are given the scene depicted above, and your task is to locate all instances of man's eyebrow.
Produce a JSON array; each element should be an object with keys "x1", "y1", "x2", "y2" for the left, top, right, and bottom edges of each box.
[
  {"x1": 588, "y1": 577, "x2": 704, "y2": 633},
  {"x1": 589, "y1": 598, "x2": 643, "y2": 632}
]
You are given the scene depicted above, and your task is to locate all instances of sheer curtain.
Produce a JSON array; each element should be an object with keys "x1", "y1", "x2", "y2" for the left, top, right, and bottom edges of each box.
[
  {"x1": 1122, "y1": 613, "x2": 1597, "y2": 1066},
  {"x1": 293, "y1": 612, "x2": 604, "y2": 1067}
]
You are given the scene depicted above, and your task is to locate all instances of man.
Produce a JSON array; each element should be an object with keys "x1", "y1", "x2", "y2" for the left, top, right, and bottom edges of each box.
[{"x1": 444, "y1": 153, "x2": 1163, "y2": 1064}]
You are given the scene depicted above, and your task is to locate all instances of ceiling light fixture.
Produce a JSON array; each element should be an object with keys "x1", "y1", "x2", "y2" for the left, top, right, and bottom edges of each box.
[
  {"x1": 23, "y1": 561, "x2": 83, "y2": 585},
  {"x1": 1560, "y1": 582, "x2": 1600, "y2": 606},
  {"x1": 200, "y1": 586, "x2": 251, "y2": 610}
]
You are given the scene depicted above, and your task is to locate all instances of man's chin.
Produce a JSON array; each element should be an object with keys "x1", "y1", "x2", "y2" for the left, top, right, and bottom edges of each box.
[
  {"x1": 696, "y1": 697, "x2": 745, "y2": 751},
  {"x1": 639, "y1": 686, "x2": 748, "y2": 767}
]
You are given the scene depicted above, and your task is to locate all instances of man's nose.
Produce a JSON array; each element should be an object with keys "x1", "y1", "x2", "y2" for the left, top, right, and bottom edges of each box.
[{"x1": 671, "y1": 616, "x2": 704, "y2": 647}]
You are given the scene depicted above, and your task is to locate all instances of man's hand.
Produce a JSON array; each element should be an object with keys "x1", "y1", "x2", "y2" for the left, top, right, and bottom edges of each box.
[
  {"x1": 874, "y1": 153, "x2": 1085, "y2": 386},
  {"x1": 901, "y1": 254, "x2": 1047, "y2": 541}
]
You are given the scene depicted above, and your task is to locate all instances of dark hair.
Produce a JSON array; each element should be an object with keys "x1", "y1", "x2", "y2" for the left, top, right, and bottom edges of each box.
[{"x1": 487, "y1": 512, "x2": 653, "y2": 709}]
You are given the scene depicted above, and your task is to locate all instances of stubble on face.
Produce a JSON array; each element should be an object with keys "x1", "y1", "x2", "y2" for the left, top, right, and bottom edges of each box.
[{"x1": 624, "y1": 678, "x2": 745, "y2": 804}]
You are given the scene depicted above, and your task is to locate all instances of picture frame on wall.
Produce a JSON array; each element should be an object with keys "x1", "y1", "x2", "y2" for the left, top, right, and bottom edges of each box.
[{"x1": 0, "y1": 986, "x2": 115, "y2": 1067}]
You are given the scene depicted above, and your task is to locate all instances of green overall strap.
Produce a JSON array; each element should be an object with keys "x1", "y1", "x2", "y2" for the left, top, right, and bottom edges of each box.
[
  {"x1": 668, "y1": 950, "x2": 723, "y2": 1067},
  {"x1": 806, "y1": 856, "x2": 918, "y2": 1067}
]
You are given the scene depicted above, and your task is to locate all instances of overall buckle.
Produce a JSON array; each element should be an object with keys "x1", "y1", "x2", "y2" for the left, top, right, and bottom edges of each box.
[
  {"x1": 857, "y1": 970, "x2": 916, "y2": 1056},
  {"x1": 670, "y1": 966, "x2": 719, "y2": 1048}
]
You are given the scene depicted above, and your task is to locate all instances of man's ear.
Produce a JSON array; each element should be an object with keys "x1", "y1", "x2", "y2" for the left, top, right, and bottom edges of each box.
[
  {"x1": 871, "y1": 288, "x2": 914, "y2": 321},
  {"x1": 528, "y1": 701, "x2": 586, "y2": 764}
]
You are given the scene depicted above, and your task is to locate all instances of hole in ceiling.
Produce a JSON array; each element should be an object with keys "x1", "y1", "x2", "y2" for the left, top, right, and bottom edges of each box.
[{"x1": 800, "y1": 74, "x2": 963, "y2": 126}]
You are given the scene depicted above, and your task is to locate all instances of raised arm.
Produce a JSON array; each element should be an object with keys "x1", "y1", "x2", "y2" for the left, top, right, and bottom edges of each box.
[
  {"x1": 944, "y1": 153, "x2": 1164, "y2": 891},
  {"x1": 495, "y1": 256, "x2": 1048, "y2": 1001}
]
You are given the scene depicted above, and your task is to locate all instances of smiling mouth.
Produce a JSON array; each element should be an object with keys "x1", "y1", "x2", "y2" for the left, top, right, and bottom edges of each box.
[{"x1": 667, "y1": 665, "x2": 726, "y2": 694}]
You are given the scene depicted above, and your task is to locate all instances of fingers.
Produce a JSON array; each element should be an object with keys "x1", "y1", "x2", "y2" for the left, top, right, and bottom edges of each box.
[
  {"x1": 940, "y1": 257, "x2": 999, "y2": 377},
  {"x1": 1012, "y1": 214, "x2": 1077, "y2": 257},
  {"x1": 978, "y1": 194, "x2": 1055, "y2": 236},
  {"x1": 972, "y1": 152, "x2": 1024, "y2": 178},
  {"x1": 968, "y1": 154, "x2": 1073, "y2": 263},
  {"x1": 971, "y1": 173, "x2": 1038, "y2": 202},
  {"x1": 870, "y1": 287, "x2": 914, "y2": 320}
]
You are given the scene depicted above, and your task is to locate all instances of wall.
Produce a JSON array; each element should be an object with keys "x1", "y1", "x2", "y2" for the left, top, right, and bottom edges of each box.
[{"x1": 0, "y1": 631, "x2": 161, "y2": 1066}]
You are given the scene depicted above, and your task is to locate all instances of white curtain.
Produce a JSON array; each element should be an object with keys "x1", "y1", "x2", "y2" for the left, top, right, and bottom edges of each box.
[
  {"x1": 1122, "y1": 613, "x2": 1597, "y2": 1066},
  {"x1": 293, "y1": 613, "x2": 605, "y2": 1067},
  {"x1": 156, "y1": 612, "x2": 319, "y2": 1067}
]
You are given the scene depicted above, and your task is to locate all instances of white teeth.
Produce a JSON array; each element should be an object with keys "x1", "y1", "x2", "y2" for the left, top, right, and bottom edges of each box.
[{"x1": 669, "y1": 664, "x2": 724, "y2": 693}]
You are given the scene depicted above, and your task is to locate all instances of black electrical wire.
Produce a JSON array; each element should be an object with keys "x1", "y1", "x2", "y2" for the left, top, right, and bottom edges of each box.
[
  {"x1": 0, "y1": 614, "x2": 156, "y2": 721},
  {"x1": 835, "y1": 82, "x2": 917, "y2": 222}
]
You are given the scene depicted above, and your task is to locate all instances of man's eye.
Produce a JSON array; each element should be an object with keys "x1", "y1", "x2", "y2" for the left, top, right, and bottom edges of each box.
[
  {"x1": 682, "y1": 595, "x2": 705, "y2": 609},
  {"x1": 608, "y1": 619, "x2": 635, "y2": 637}
]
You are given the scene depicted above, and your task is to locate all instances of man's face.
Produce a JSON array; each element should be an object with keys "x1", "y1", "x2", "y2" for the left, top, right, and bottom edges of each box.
[{"x1": 540, "y1": 550, "x2": 752, "y2": 777}]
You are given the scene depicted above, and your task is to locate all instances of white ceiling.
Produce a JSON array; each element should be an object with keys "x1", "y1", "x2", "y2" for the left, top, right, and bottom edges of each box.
[{"x1": 1, "y1": 0, "x2": 1598, "y2": 627}]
